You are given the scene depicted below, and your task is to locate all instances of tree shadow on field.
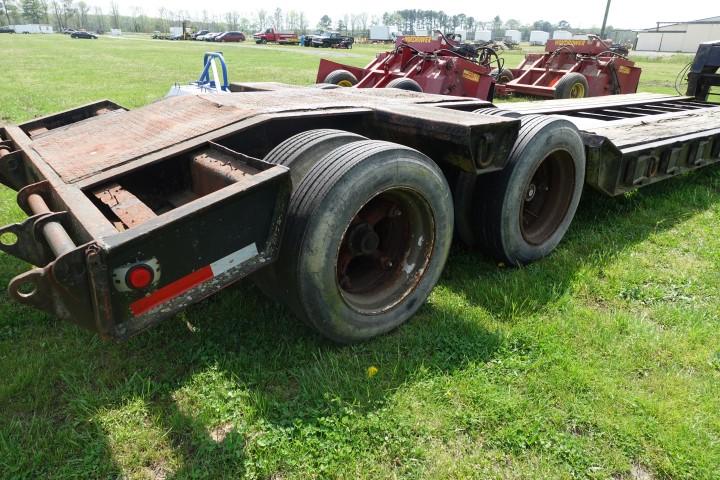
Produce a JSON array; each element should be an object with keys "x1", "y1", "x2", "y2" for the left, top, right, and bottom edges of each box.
[{"x1": 0, "y1": 169, "x2": 718, "y2": 478}]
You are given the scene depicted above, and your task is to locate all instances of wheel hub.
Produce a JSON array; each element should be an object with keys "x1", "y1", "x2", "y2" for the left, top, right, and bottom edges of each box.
[
  {"x1": 525, "y1": 183, "x2": 537, "y2": 202},
  {"x1": 570, "y1": 83, "x2": 586, "y2": 98},
  {"x1": 336, "y1": 189, "x2": 435, "y2": 314},
  {"x1": 347, "y1": 223, "x2": 380, "y2": 255},
  {"x1": 520, "y1": 150, "x2": 576, "y2": 246}
]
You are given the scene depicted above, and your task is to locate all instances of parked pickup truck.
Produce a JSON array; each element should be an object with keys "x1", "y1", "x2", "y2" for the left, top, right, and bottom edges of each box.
[
  {"x1": 312, "y1": 32, "x2": 354, "y2": 48},
  {"x1": 253, "y1": 28, "x2": 299, "y2": 45}
]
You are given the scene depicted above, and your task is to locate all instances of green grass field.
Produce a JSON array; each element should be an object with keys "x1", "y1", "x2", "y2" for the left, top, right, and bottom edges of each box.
[{"x1": 0, "y1": 35, "x2": 718, "y2": 479}]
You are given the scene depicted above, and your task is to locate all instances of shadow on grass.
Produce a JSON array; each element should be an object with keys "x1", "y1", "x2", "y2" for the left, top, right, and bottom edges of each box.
[
  {"x1": 0, "y1": 169, "x2": 718, "y2": 477},
  {"x1": 442, "y1": 169, "x2": 720, "y2": 321}
]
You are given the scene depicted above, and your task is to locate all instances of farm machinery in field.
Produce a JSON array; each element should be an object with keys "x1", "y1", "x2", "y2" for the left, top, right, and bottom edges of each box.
[
  {"x1": 0, "y1": 50, "x2": 718, "y2": 345},
  {"x1": 317, "y1": 32, "x2": 641, "y2": 100},
  {"x1": 494, "y1": 36, "x2": 642, "y2": 99},
  {"x1": 316, "y1": 31, "x2": 501, "y2": 100}
]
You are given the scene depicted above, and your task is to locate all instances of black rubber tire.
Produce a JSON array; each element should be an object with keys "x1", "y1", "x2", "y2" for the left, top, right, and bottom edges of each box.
[
  {"x1": 490, "y1": 68, "x2": 514, "y2": 84},
  {"x1": 268, "y1": 140, "x2": 453, "y2": 343},
  {"x1": 323, "y1": 69, "x2": 359, "y2": 87},
  {"x1": 554, "y1": 72, "x2": 589, "y2": 99},
  {"x1": 472, "y1": 107, "x2": 522, "y2": 118},
  {"x1": 263, "y1": 129, "x2": 367, "y2": 187},
  {"x1": 454, "y1": 115, "x2": 585, "y2": 265},
  {"x1": 385, "y1": 77, "x2": 424, "y2": 92},
  {"x1": 254, "y1": 130, "x2": 367, "y2": 300},
  {"x1": 313, "y1": 83, "x2": 340, "y2": 90}
]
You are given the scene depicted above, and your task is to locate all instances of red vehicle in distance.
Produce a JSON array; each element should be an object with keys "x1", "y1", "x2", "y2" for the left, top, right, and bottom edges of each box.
[
  {"x1": 253, "y1": 28, "x2": 299, "y2": 45},
  {"x1": 216, "y1": 31, "x2": 246, "y2": 43}
]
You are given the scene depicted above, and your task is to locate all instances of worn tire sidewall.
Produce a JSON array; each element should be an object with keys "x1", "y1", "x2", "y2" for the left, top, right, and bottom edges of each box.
[
  {"x1": 500, "y1": 121, "x2": 585, "y2": 264},
  {"x1": 296, "y1": 152, "x2": 453, "y2": 343}
]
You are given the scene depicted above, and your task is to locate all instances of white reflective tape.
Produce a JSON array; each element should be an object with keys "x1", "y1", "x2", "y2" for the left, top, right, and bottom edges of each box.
[{"x1": 210, "y1": 243, "x2": 258, "y2": 276}]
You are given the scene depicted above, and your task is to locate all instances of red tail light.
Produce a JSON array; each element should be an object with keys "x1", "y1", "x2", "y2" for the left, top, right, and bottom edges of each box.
[{"x1": 126, "y1": 264, "x2": 154, "y2": 290}]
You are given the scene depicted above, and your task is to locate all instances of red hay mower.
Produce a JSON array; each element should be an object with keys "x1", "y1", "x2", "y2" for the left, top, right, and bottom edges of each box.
[
  {"x1": 316, "y1": 33, "x2": 641, "y2": 101},
  {"x1": 495, "y1": 36, "x2": 641, "y2": 99},
  {"x1": 316, "y1": 32, "x2": 499, "y2": 100}
]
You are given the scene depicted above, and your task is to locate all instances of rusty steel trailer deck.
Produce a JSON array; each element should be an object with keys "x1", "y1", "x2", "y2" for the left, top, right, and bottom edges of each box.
[{"x1": 0, "y1": 86, "x2": 719, "y2": 343}]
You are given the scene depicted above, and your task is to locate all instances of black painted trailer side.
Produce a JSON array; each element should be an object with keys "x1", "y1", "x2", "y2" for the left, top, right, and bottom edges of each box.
[{"x1": 0, "y1": 87, "x2": 718, "y2": 342}]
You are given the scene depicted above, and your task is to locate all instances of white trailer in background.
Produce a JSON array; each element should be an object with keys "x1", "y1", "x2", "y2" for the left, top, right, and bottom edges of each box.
[
  {"x1": 505, "y1": 29, "x2": 522, "y2": 43},
  {"x1": 11, "y1": 24, "x2": 54, "y2": 34},
  {"x1": 529, "y1": 30, "x2": 549, "y2": 45},
  {"x1": 454, "y1": 28, "x2": 469, "y2": 41},
  {"x1": 552, "y1": 30, "x2": 572, "y2": 40},
  {"x1": 475, "y1": 30, "x2": 492, "y2": 42},
  {"x1": 370, "y1": 25, "x2": 397, "y2": 41}
]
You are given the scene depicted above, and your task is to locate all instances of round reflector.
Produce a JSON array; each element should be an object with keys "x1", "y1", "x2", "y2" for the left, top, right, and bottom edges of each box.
[{"x1": 126, "y1": 265, "x2": 154, "y2": 290}]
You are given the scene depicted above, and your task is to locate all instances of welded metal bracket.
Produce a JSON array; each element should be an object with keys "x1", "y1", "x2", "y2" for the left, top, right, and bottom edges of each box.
[
  {"x1": 17, "y1": 180, "x2": 52, "y2": 216},
  {"x1": 0, "y1": 143, "x2": 29, "y2": 190},
  {"x1": 0, "y1": 211, "x2": 69, "y2": 266},
  {"x1": 8, "y1": 244, "x2": 98, "y2": 333}
]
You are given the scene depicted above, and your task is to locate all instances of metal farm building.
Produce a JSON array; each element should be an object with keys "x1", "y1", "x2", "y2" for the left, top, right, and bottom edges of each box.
[{"x1": 636, "y1": 16, "x2": 720, "y2": 53}]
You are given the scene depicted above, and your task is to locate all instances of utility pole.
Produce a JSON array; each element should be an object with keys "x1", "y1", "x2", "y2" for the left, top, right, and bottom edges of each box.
[{"x1": 600, "y1": 0, "x2": 611, "y2": 38}]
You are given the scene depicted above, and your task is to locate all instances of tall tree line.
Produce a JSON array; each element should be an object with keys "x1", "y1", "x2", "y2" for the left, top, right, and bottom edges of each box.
[
  {"x1": 0, "y1": 1, "x2": 614, "y2": 39},
  {"x1": 0, "y1": 1, "x2": 363, "y2": 35},
  {"x1": 380, "y1": 9, "x2": 616, "y2": 39}
]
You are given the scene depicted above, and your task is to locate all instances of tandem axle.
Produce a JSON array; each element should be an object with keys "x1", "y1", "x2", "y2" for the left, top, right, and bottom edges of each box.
[{"x1": 0, "y1": 85, "x2": 718, "y2": 342}]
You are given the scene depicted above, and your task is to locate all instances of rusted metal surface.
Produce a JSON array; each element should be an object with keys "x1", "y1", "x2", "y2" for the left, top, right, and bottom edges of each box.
[
  {"x1": 6, "y1": 124, "x2": 120, "y2": 241},
  {"x1": 0, "y1": 212, "x2": 59, "y2": 266},
  {"x1": 27, "y1": 89, "x2": 507, "y2": 190},
  {"x1": 18, "y1": 100, "x2": 126, "y2": 139},
  {"x1": 7, "y1": 244, "x2": 98, "y2": 333},
  {"x1": 31, "y1": 95, "x2": 257, "y2": 183},
  {"x1": 29, "y1": 89, "x2": 494, "y2": 185},
  {"x1": 336, "y1": 188, "x2": 434, "y2": 314},
  {"x1": 26, "y1": 193, "x2": 76, "y2": 257},
  {"x1": 92, "y1": 183, "x2": 157, "y2": 230},
  {"x1": 190, "y1": 147, "x2": 260, "y2": 196}
]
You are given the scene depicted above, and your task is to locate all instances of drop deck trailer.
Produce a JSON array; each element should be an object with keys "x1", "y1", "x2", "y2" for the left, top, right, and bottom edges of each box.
[{"x1": 0, "y1": 86, "x2": 719, "y2": 343}]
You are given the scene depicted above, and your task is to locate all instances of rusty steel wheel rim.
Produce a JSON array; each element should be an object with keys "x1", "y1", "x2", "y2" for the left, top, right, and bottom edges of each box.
[
  {"x1": 337, "y1": 79, "x2": 354, "y2": 87},
  {"x1": 336, "y1": 188, "x2": 435, "y2": 315},
  {"x1": 520, "y1": 150, "x2": 575, "y2": 246},
  {"x1": 570, "y1": 82, "x2": 586, "y2": 98}
]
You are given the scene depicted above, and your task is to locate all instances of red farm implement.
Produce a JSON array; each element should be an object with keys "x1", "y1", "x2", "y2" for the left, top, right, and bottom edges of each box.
[
  {"x1": 495, "y1": 36, "x2": 641, "y2": 99},
  {"x1": 316, "y1": 31, "x2": 500, "y2": 100}
]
